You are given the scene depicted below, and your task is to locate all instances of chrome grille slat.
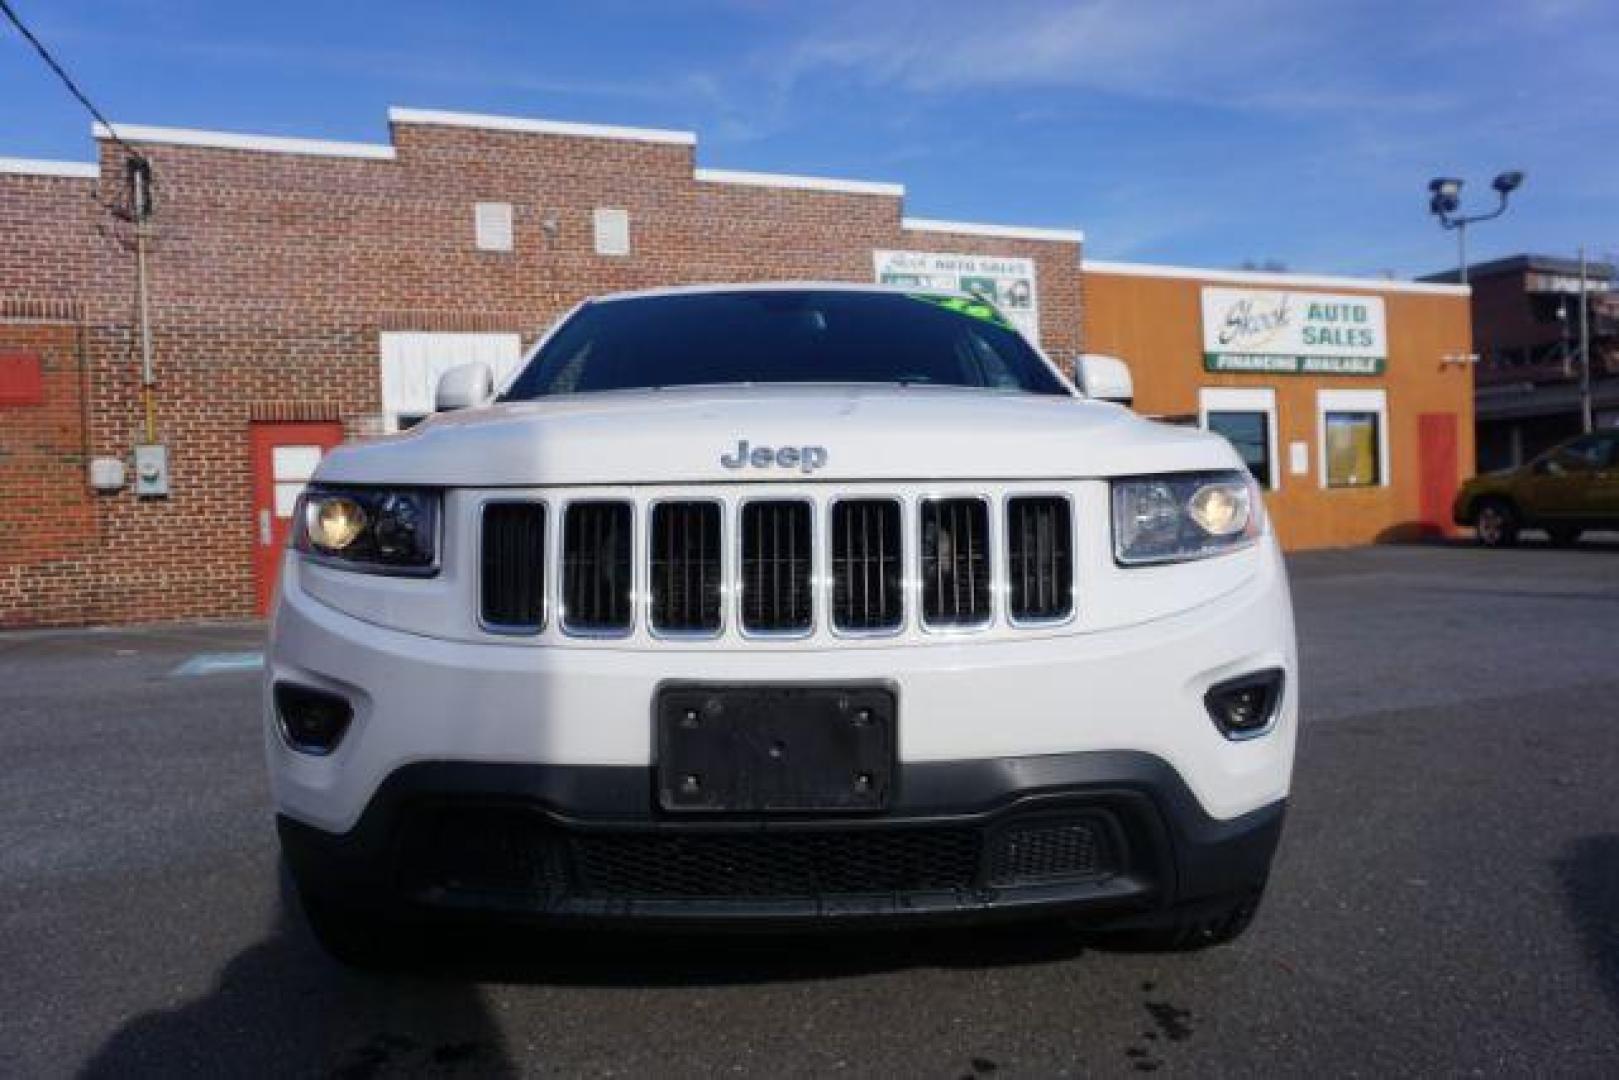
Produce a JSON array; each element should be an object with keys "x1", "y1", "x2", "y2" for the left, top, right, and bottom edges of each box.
[
  {"x1": 921, "y1": 498, "x2": 992, "y2": 628},
  {"x1": 651, "y1": 502, "x2": 722, "y2": 634},
  {"x1": 832, "y1": 499, "x2": 902, "y2": 632},
  {"x1": 480, "y1": 502, "x2": 546, "y2": 630},
  {"x1": 562, "y1": 502, "x2": 633, "y2": 633},
  {"x1": 1007, "y1": 497, "x2": 1073, "y2": 623},
  {"x1": 741, "y1": 500, "x2": 812, "y2": 634}
]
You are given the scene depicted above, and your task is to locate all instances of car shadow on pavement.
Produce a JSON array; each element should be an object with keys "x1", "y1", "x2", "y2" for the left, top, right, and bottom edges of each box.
[
  {"x1": 80, "y1": 872, "x2": 1096, "y2": 1077},
  {"x1": 400, "y1": 916, "x2": 1092, "y2": 989},
  {"x1": 80, "y1": 871, "x2": 520, "y2": 1079},
  {"x1": 1556, "y1": 835, "x2": 1619, "y2": 1020},
  {"x1": 1427, "y1": 533, "x2": 1619, "y2": 553}
]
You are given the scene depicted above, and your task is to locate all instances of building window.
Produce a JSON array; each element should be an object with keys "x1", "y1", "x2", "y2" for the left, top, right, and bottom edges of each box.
[
  {"x1": 1324, "y1": 413, "x2": 1380, "y2": 487},
  {"x1": 1317, "y1": 388, "x2": 1389, "y2": 489},
  {"x1": 378, "y1": 332, "x2": 525, "y2": 432},
  {"x1": 271, "y1": 445, "x2": 323, "y2": 518},
  {"x1": 1542, "y1": 433, "x2": 1616, "y2": 473},
  {"x1": 1199, "y1": 387, "x2": 1277, "y2": 489},
  {"x1": 593, "y1": 207, "x2": 630, "y2": 256},
  {"x1": 1211, "y1": 412, "x2": 1272, "y2": 487},
  {"x1": 474, "y1": 202, "x2": 513, "y2": 252}
]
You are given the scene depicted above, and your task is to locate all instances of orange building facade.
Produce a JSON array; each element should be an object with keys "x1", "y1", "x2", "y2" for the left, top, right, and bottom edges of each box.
[{"x1": 1083, "y1": 262, "x2": 1475, "y2": 550}]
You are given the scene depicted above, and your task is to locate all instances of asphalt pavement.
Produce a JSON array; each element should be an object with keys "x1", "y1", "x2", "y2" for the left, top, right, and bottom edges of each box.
[{"x1": 2, "y1": 541, "x2": 1617, "y2": 1077}]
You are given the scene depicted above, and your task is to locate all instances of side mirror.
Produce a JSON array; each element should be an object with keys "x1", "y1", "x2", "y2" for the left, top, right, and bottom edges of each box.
[
  {"x1": 1077, "y1": 354, "x2": 1134, "y2": 406},
  {"x1": 434, "y1": 361, "x2": 494, "y2": 413}
]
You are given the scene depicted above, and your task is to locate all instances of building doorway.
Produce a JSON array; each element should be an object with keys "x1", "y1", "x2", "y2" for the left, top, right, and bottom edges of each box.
[
  {"x1": 1418, "y1": 412, "x2": 1459, "y2": 537},
  {"x1": 250, "y1": 421, "x2": 344, "y2": 614}
]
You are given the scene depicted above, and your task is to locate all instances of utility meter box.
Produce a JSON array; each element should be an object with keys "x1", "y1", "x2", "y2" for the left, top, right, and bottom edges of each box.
[
  {"x1": 88, "y1": 457, "x2": 127, "y2": 493},
  {"x1": 133, "y1": 444, "x2": 170, "y2": 497}
]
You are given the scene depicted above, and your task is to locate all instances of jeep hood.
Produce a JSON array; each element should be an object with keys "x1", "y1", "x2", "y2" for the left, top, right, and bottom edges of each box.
[{"x1": 315, "y1": 385, "x2": 1240, "y2": 486}]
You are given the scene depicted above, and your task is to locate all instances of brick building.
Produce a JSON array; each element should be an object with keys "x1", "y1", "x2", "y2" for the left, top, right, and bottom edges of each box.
[
  {"x1": 1, "y1": 106, "x2": 1472, "y2": 628},
  {"x1": 1421, "y1": 255, "x2": 1619, "y2": 470},
  {"x1": 1, "y1": 108, "x2": 1088, "y2": 627}
]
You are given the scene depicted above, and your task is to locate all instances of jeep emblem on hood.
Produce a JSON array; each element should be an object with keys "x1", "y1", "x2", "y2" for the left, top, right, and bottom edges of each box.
[{"x1": 720, "y1": 439, "x2": 828, "y2": 475}]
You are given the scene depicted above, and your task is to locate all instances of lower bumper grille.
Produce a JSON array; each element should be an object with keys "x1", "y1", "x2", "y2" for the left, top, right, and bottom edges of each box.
[
  {"x1": 988, "y1": 814, "x2": 1105, "y2": 885},
  {"x1": 398, "y1": 807, "x2": 1116, "y2": 904},
  {"x1": 572, "y1": 829, "x2": 981, "y2": 897}
]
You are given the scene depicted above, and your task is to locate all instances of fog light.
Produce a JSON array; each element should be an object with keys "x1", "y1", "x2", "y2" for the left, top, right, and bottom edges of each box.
[
  {"x1": 1204, "y1": 669, "x2": 1285, "y2": 739},
  {"x1": 274, "y1": 682, "x2": 354, "y2": 754}
]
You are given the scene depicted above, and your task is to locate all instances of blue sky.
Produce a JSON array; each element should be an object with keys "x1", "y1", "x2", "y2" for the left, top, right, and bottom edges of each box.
[{"x1": 3, "y1": 0, "x2": 1615, "y2": 277}]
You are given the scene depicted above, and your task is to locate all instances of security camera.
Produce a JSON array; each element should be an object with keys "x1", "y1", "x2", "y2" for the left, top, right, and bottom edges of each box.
[{"x1": 1428, "y1": 177, "x2": 1462, "y2": 216}]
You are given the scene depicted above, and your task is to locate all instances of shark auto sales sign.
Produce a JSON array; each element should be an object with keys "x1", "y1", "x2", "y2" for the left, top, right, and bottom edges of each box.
[{"x1": 1201, "y1": 287, "x2": 1387, "y2": 375}]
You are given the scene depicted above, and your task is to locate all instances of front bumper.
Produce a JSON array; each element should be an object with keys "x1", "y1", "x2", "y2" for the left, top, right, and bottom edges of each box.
[
  {"x1": 268, "y1": 538, "x2": 1297, "y2": 835},
  {"x1": 279, "y1": 752, "x2": 1286, "y2": 927}
]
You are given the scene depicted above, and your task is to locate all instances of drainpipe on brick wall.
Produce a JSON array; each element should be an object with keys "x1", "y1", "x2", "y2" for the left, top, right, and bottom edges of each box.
[{"x1": 129, "y1": 157, "x2": 157, "y2": 443}]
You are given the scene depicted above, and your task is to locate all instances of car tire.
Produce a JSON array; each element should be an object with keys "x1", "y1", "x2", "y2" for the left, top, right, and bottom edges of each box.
[
  {"x1": 1474, "y1": 499, "x2": 1520, "y2": 548},
  {"x1": 299, "y1": 892, "x2": 407, "y2": 970},
  {"x1": 1083, "y1": 883, "x2": 1267, "y2": 952},
  {"x1": 1546, "y1": 526, "x2": 1582, "y2": 547}
]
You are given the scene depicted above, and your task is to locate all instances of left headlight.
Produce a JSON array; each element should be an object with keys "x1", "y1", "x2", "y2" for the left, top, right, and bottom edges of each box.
[
  {"x1": 1112, "y1": 470, "x2": 1263, "y2": 566},
  {"x1": 293, "y1": 486, "x2": 440, "y2": 574}
]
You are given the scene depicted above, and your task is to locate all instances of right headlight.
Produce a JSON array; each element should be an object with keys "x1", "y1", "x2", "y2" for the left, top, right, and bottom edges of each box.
[
  {"x1": 293, "y1": 486, "x2": 440, "y2": 574},
  {"x1": 1111, "y1": 470, "x2": 1264, "y2": 566}
]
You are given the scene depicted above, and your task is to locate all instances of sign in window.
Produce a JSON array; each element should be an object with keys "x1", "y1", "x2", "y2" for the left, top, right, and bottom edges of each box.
[
  {"x1": 1325, "y1": 411, "x2": 1381, "y2": 488},
  {"x1": 874, "y1": 249, "x2": 1040, "y2": 345},
  {"x1": 1317, "y1": 388, "x2": 1388, "y2": 488}
]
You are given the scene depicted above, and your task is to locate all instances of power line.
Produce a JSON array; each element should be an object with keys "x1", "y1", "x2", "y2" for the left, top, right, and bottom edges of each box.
[
  {"x1": 2, "y1": 0, "x2": 161, "y2": 446},
  {"x1": 0, "y1": 0, "x2": 143, "y2": 164}
]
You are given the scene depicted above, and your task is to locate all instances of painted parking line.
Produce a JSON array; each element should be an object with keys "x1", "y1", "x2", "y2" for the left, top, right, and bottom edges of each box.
[{"x1": 170, "y1": 651, "x2": 265, "y2": 677}]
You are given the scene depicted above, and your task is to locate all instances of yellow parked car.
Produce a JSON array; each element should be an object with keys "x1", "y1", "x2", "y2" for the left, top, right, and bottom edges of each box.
[{"x1": 1453, "y1": 431, "x2": 1619, "y2": 547}]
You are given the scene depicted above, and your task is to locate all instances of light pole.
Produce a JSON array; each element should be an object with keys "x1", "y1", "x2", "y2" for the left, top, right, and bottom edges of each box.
[
  {"x1": 1578, "y1": 247, "x2": 1592, "y2": 433},
  {"x1": 1427, "y1": 171, "x2": 1525, "y2": 284}
]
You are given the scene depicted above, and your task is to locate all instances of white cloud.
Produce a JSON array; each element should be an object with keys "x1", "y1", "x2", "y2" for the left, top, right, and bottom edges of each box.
[{"x1": 764, "y1": 0, "x2": 1458, "y2": 115}]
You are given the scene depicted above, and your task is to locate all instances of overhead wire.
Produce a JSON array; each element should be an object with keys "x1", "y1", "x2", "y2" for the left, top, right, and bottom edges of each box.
[
  {"x1": 1, "y1": 0, "x2": 161, "y2": 439},
  {"x1": 0, "y1": 0, "x2": 150, "y2": 220},
  {"x1": 0, "y1": 0, "x2": 143, "y2": 163}
]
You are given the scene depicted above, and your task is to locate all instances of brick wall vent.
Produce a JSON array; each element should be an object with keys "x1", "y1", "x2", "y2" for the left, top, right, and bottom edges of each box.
[
  {"x1": 0, "y1": 298, "x2": 85, "y2": 323},
  {"x1": 247, "y1": 400, "x2": 345, "y2": 424},
  {"x1": 374, "y1": 310, "x2": 534, "y2": 334}
]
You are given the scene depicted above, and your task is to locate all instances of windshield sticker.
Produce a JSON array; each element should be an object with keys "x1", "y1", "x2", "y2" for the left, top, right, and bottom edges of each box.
[{"x1": 905, "y1": 293, "x2": 1014, "y2": 329}]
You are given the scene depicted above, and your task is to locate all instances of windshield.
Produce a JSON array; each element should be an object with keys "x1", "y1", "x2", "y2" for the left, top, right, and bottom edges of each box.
[{"x1": 501, "y1": 289, "x2": 1072, "y2": 399}]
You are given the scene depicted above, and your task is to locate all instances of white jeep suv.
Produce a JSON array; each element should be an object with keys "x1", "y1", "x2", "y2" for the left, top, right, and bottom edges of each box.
[{"x1": 266, "y1": 284, "x2": 1297, "y2": 964}]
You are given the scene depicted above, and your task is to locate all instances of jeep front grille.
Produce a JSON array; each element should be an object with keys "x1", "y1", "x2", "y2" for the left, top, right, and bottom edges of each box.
[
  {"x1": 920, "y1": 498, "x2": 991, "y2": 627},
  {"x1": 561, "y1": 502, "x2": 633, "y2": 633},
  {"x1": 831, "y1": 499, "x2": 902, "y2": 632},
  {"x1": 1007, "y1": 496, "x2": 1073, "y2": 623},
  {"x1": 740, "y1": 500, "x2": 813, "y2": 634},
  {"x1": 480, "y1": 502, "x2": 547, "y2": 631},
  {"x1": 650, "y1": 501, "x2": 723, "y2": 634},
  {"x1": 476, "y1": 488, "x2": 1079, "y2": 640}
]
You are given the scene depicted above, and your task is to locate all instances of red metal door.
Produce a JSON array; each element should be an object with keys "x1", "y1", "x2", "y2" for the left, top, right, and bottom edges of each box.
[
  {"x1": 1418, "y1": 412, "x2": 1459, "y2": 538},
  {"x1": 250, "y1": 422, "x2": 343, "y2": 614}
]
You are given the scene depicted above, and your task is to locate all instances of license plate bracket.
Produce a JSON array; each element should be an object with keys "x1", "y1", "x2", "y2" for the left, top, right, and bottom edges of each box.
[{"x1": 656, "y1": 684, "x2": 895, "y2": 814}]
